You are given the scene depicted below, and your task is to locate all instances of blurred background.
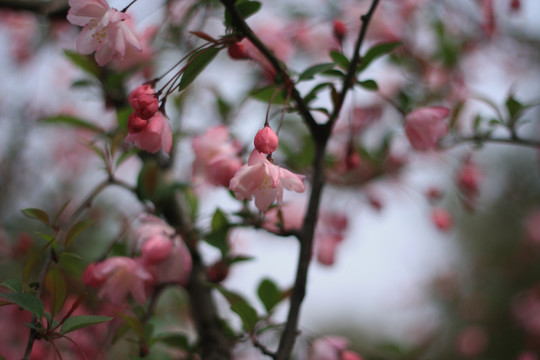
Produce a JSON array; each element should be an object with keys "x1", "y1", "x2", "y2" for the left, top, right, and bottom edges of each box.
[{"x1": 1, "y1": 0, "x2": 540, "y2": 359}]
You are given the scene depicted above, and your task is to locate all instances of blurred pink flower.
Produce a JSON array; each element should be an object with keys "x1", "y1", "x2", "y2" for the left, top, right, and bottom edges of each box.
[
  {"x1": 525, "y1": 210, "x2": 540, "y2": 244},
  {"x1": 309, "y1": 336, "x2": 362, "y2": 360},
  {"x1": 457, "y1": 156, "x2": 482, "y2": 210},
  {"x1": 431, "y1": 207, "x2": 454, "y2": 232},
  {"x1": 86, "y1": 256, "x2": 153, "y2": 305},
  {"x1": 230, "y1": 150, "x2": 305, "y2": 212},
  {"x1": 125, "y1": 111, "x2": 172, "y2": 154},
  {"x1": 404, "y1": 106, "x2": 449, "y2": 151},
  {"x1": 132, "y1": 214, "x2": 192, "y2": 285},
  {"x1": 456, "y1": 325, "x2": 488, "y2": 357},
  {"x1": 67, "y1": 0, "x2": 141, "y2": 66},
  {"x1": 192, "y1": 125, "x2": 242, "y2": 187}
]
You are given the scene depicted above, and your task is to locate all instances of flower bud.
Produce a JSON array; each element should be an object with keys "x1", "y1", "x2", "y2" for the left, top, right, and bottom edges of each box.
[
  {"x1": 228, "y1": 42, "x2": 249, "y2": 60},
  {"x1": 254, "y1": 125, "x2": 279, "y2": 154},
  {"x1": 207, "y1": 260, "x2": 229, "y2": 283},
  {"x1": 431, "y1": 207, "x2": 453, "y2": 231},
  {"x1": 333, "y1": 20, "x2": 347, "y2": 41},
  {"x1": 128, "y1": 114, "x2": 148, "y2": 133}
]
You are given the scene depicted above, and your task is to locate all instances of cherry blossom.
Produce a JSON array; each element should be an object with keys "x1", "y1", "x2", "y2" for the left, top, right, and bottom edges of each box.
[
  {"x1": 404, "y1": 106, "x2": 450, "y2": 151},
  {"x1": 431, "y1": 207, "x2": 454, "y2": 231},
  {"x1": 192, "y1": 125, "x2": 242, "y2": 187},
  {"x1": 127, "y1": 83, "x2": 159, "y2": 120},
  {"x1": 83, "y1": 257, "x2": 153, "y2": 305},
  {"x1": 125, "y1": 111, "x2": 173, "y2": 154},
  {"x1": 230, "y1": 149, "x2": 305, "y2": 212},
  {"x1": 67, "y1": 0, "x2": 141, "y2": 66}
]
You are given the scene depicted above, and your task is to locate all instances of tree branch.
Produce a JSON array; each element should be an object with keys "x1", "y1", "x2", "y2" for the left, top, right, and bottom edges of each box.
[{"x1": 0, "y1": 0, "x2": 68, "y2": 17}]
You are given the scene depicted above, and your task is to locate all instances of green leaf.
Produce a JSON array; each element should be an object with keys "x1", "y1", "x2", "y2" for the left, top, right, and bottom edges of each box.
[
  {"x1": 151, "y1": 332, "x2": 191, "y2": 349},
  {"x1": 298, "y1": 63, "x2": 335, "y2": 81},
  {"x1": 304, "y1": 82, "x2": 333, "y2": 104},
  {"x1": 0, "y1": 292, "x2": 44, "y2": 318},
  {"x1": 45, "y1": 267, "x2": 67, "y2": 317},
  {"x1": 230, "y1": 301, "x2": 258, "y2": 332},
  {"x1": 178, "y1": 47, "x2": 220, "y2": 92},
  {"x1": 60, "y1": 315, "x2": 113, "y2": 335},
  {"x1": 64, "y1": 220, "x2": 93, "y2": 248},
  {"x1": 211, "y1": 208, "x2": 229, "y2": 232},
  {"x1": 225, "y1": 1, "x2": 262, "y2": 28},
  {"x1": 21, "y1": 208, "x2": 50, "y2": 226},
  {"x1": 227, "y1": 255, "x2": 254, "y2": 265},
  {"x1": 204, "y1": 232, "x2": 230, "y2": 257},
  {"x1": 41, "y1": 115, "x2": 105, "y2": 134},
  {"x1": 359, "y1": 41, "x2": 402, "y2": 71},
  {"x1": 505, "y1": 94, "x2": 523, "y2": 121},
  {"x1": 357, "y1": 79, "x2": 379, "y2": 91},
  {"x1": 249, "y1": 86, "x2": 287, "y2": 104},
  {"x1": 0, "y1": 278, "x2": 23, "y2": 293},
  {"x1": 24, "y1": 238, "x2": 55, "y2": 283},
  {"x1": 329, "y1": 50, "x2": 350, "y2": 70},
  {"x1": 257, "y1": 278, "x2": 281, "y2": 313},
  {"x1": 115, "y1": 312, "x2": 144, "y2": 339},
  {"x1": 64, "y1": 50, "x2": 100, "y2": 78},
  {"x1": 321, "y1": 69, "x2": 346, "y2": 78}
]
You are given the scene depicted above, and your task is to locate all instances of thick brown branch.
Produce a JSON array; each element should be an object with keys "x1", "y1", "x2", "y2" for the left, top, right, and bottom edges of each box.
[{"x1": 0, "y1": 0, "x2": 68, "y2": 16}]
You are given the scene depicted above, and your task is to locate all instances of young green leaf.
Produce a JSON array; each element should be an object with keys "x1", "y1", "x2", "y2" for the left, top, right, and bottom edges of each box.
[
  {"x1": 298, "y1": 63, "x2": 335, "y2": 81},
  {"x1": 230, "y1": 301, "x2": 258, "y2": 332},
  {"x1": 115, "y1": 312, "x2": 144, "y2": 339},
  {"x1": 0, "y1": 292, "x2": 44, "y2": 318},
  {"x1": 64, "y1": 220, "x2": 93, "y2": 247},
  {"x1": 359, "y1": 42, "x2": 402, "y2": 71},
  {"x1": 505, "y1": 94, "x2": 523, "y2": 121},
  {"x1": 63, "y1": 50, "x2": 100, "y2": 78},
  {"x1": 0, "y1": 278, "x2": 23, "y2": 293},
  {"x1": 357, "y1": 79, "x2": 379, "y2": 91},
  {"x1": 60, "y1": 315, "x2": 113, "y2": 335},
  {"x1": 21, "y1": 208, "x2": 50, "y2": 226},
  {"x1": 178, "y1": 47, "x2": 220, "y2": 92},
  {"x1": 329, "y1": 50, "x2": 350, "y2": 70},
  {"x1": 250, "y1": 86, "x2": 287, "y2": 104},
  {"x1": 41, "y1": 115, "x2": 105, "y2": 134},
  {"x1": 257, "y1": 278, "x2": 281, "y2": 313},
  {"x1": 45, "y1": 266, "x2": 67, "y2": 317},
  {"x1": 151, "y1": 332, "x2": 191, "y2": 349}
]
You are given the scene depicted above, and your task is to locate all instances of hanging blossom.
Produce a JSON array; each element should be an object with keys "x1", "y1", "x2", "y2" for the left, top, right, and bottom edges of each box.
[
  {"x1": 67, "y1": 0, "x2": 142, "y2": 66},
  {"x1": 404, "y1": 106, "x2": 449, "y2": 151},
  {"x1": 230, "y1": 149, "x2": 305, "y2": 212},
  {"x1": 308, "y1": 336, "x2": 363, "y2": 360},
  {"x1": 125, "y1": 84, "x2": 172, "y2": 154}
]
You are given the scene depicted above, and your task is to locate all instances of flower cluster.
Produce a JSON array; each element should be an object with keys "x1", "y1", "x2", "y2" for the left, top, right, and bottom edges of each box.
[
  {"x1": 83, "y1": 215, "x2": 191, "y2": 305},
  {"x1": 67, "y1": 0, "x2": 141, "y2": 66},
  {"x1": 125, "y1": 83, "x2": 172, "y2": 154}
]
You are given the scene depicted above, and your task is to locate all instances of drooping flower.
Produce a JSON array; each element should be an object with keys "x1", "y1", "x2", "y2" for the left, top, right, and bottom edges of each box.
[
  {"x1": 125, "y1": 111, "x2": 172, "y2": 154},
  {"x1": 192, "y1": 125, "x2": 242, "y2": 187},
  {"x1": 128, "y1": 83, "x2": 159, "y2": 120},
  {"x1": 67, "y1": 0, "x2": 142, "y2": 66},
  {"x1": 83, "y1": 257, "x2": 153, "y2": 305},
  {"x1": 404, "y1": 106, "x2": 449, "y2": 151},
  {"x1": 229, "y1": 150, "x2": 305, "y2": 212}
]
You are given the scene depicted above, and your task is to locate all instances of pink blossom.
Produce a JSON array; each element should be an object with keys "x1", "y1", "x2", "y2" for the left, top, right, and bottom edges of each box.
[
  {"x1": 128, "y1": 83, "x2": 159, "y2": 120},
  {"x1": 404, "y1": 106, "x2": 449, "y2": 151},
  {"x1": 67, "y1": 0, "x2": 142, "y2": 66},
  {"x1": 229, "y1": 150, "x2": 305, "y2": 212},
  {"x1": 309, "y1": 336, "x2": 362, "y2": 360},
  {"x1": 131, "y1": 214, "x2": 192, "y2": 285},
  {"x1": 315, "y1": 212, "x2": 348, "y2": 266},
  {"x1": 516, "y1": 351, "x2": 538, "y2": 360},
  {"x1": 431, "y1": 207, "x2": 454, "y2": 231},
  {"x1": 457, "y1": 156, "x2": 482, "y2": 210},
  {"x1": 86, "y1": 256, "x2": 153, "y2": 305},
  {"x1": 125, "y1": 111, "x2": 172, "y2": 154},
  {"x1": 254, "y1": 125, "x2": 279, "y2": 154},
  {"x1": 456, "y1": 326, "x2": 488, "y2": 357},
  {"x1": 192, "y1": 125, "x2": 242, "y2": 187}
]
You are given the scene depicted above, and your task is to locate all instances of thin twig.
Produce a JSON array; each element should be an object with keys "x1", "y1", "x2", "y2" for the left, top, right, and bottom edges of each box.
[{"x1": 448, "y1": 134, "x2": 540, "y2": 149}]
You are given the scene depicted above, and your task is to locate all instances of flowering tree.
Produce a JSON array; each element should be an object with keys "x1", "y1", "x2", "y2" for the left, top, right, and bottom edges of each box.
[{"x1": 0, "y1": 0, "x2": 539, "y2": 359}]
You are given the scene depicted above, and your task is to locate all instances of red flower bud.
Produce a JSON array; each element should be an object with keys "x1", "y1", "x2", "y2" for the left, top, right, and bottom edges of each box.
[
  {"x1": 228, "y1": 42, "x2": 249, "y2": 60},
  {"x1": 254, "y1": 125, "x2": 279, "y2": 154},
  {"x1": 333, "y1": 20, "x2": 347, "y2": 41},
  {"x1": 207, "y1": 260, "x2": 229, "y2": 283},
  {"x1": 128, "y1": 114, "x2": 149, "y2": 133}
]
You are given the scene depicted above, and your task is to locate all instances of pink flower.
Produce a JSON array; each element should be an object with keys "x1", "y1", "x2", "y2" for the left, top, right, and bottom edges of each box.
[
  {"x1": 456, "y1": 326, "x2": 488, "y2": 357},
  {"x1": 86, "y1": 257, "x2": 153, "y2": 305},
  {"x1": 254, "y1": 125, "x2": 279, "y2": 154},
  {"x1": 404, "y1": 106, "x2": 449, "y2": 151},
  {"x1": 131, "y1": 214, "x2": 192, "y2": 285},
  {"x1": 125, "y1": 111, "x2": 173, "y2": 154},
  {"x1": 229, "y1": 150, "x2": 305, "y2": 212},
  {"x1": 67, "y1": 0, "x2": 142, "y2": 66},
  {"x1": 431, "y1": 207, "x2": 453, "y2": 231},
  {"x1": 315, "y1": 212, "x2": 348, "y2": 266},
  {"x1": 309, "y1": 336, "x2": 363, "y2": 360},
  {"x1": 456, "y1": 156, "x2": 482, "y2": 210},
  {"x1": 192, "y1": 125, "x2": 242, "y2": 187},
  {"x1": 525, "y1": 210, "x2": 540, "y2": 244},
  {"x1": 128, "y1": 83, "x2": 159, "y2": 120}
]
